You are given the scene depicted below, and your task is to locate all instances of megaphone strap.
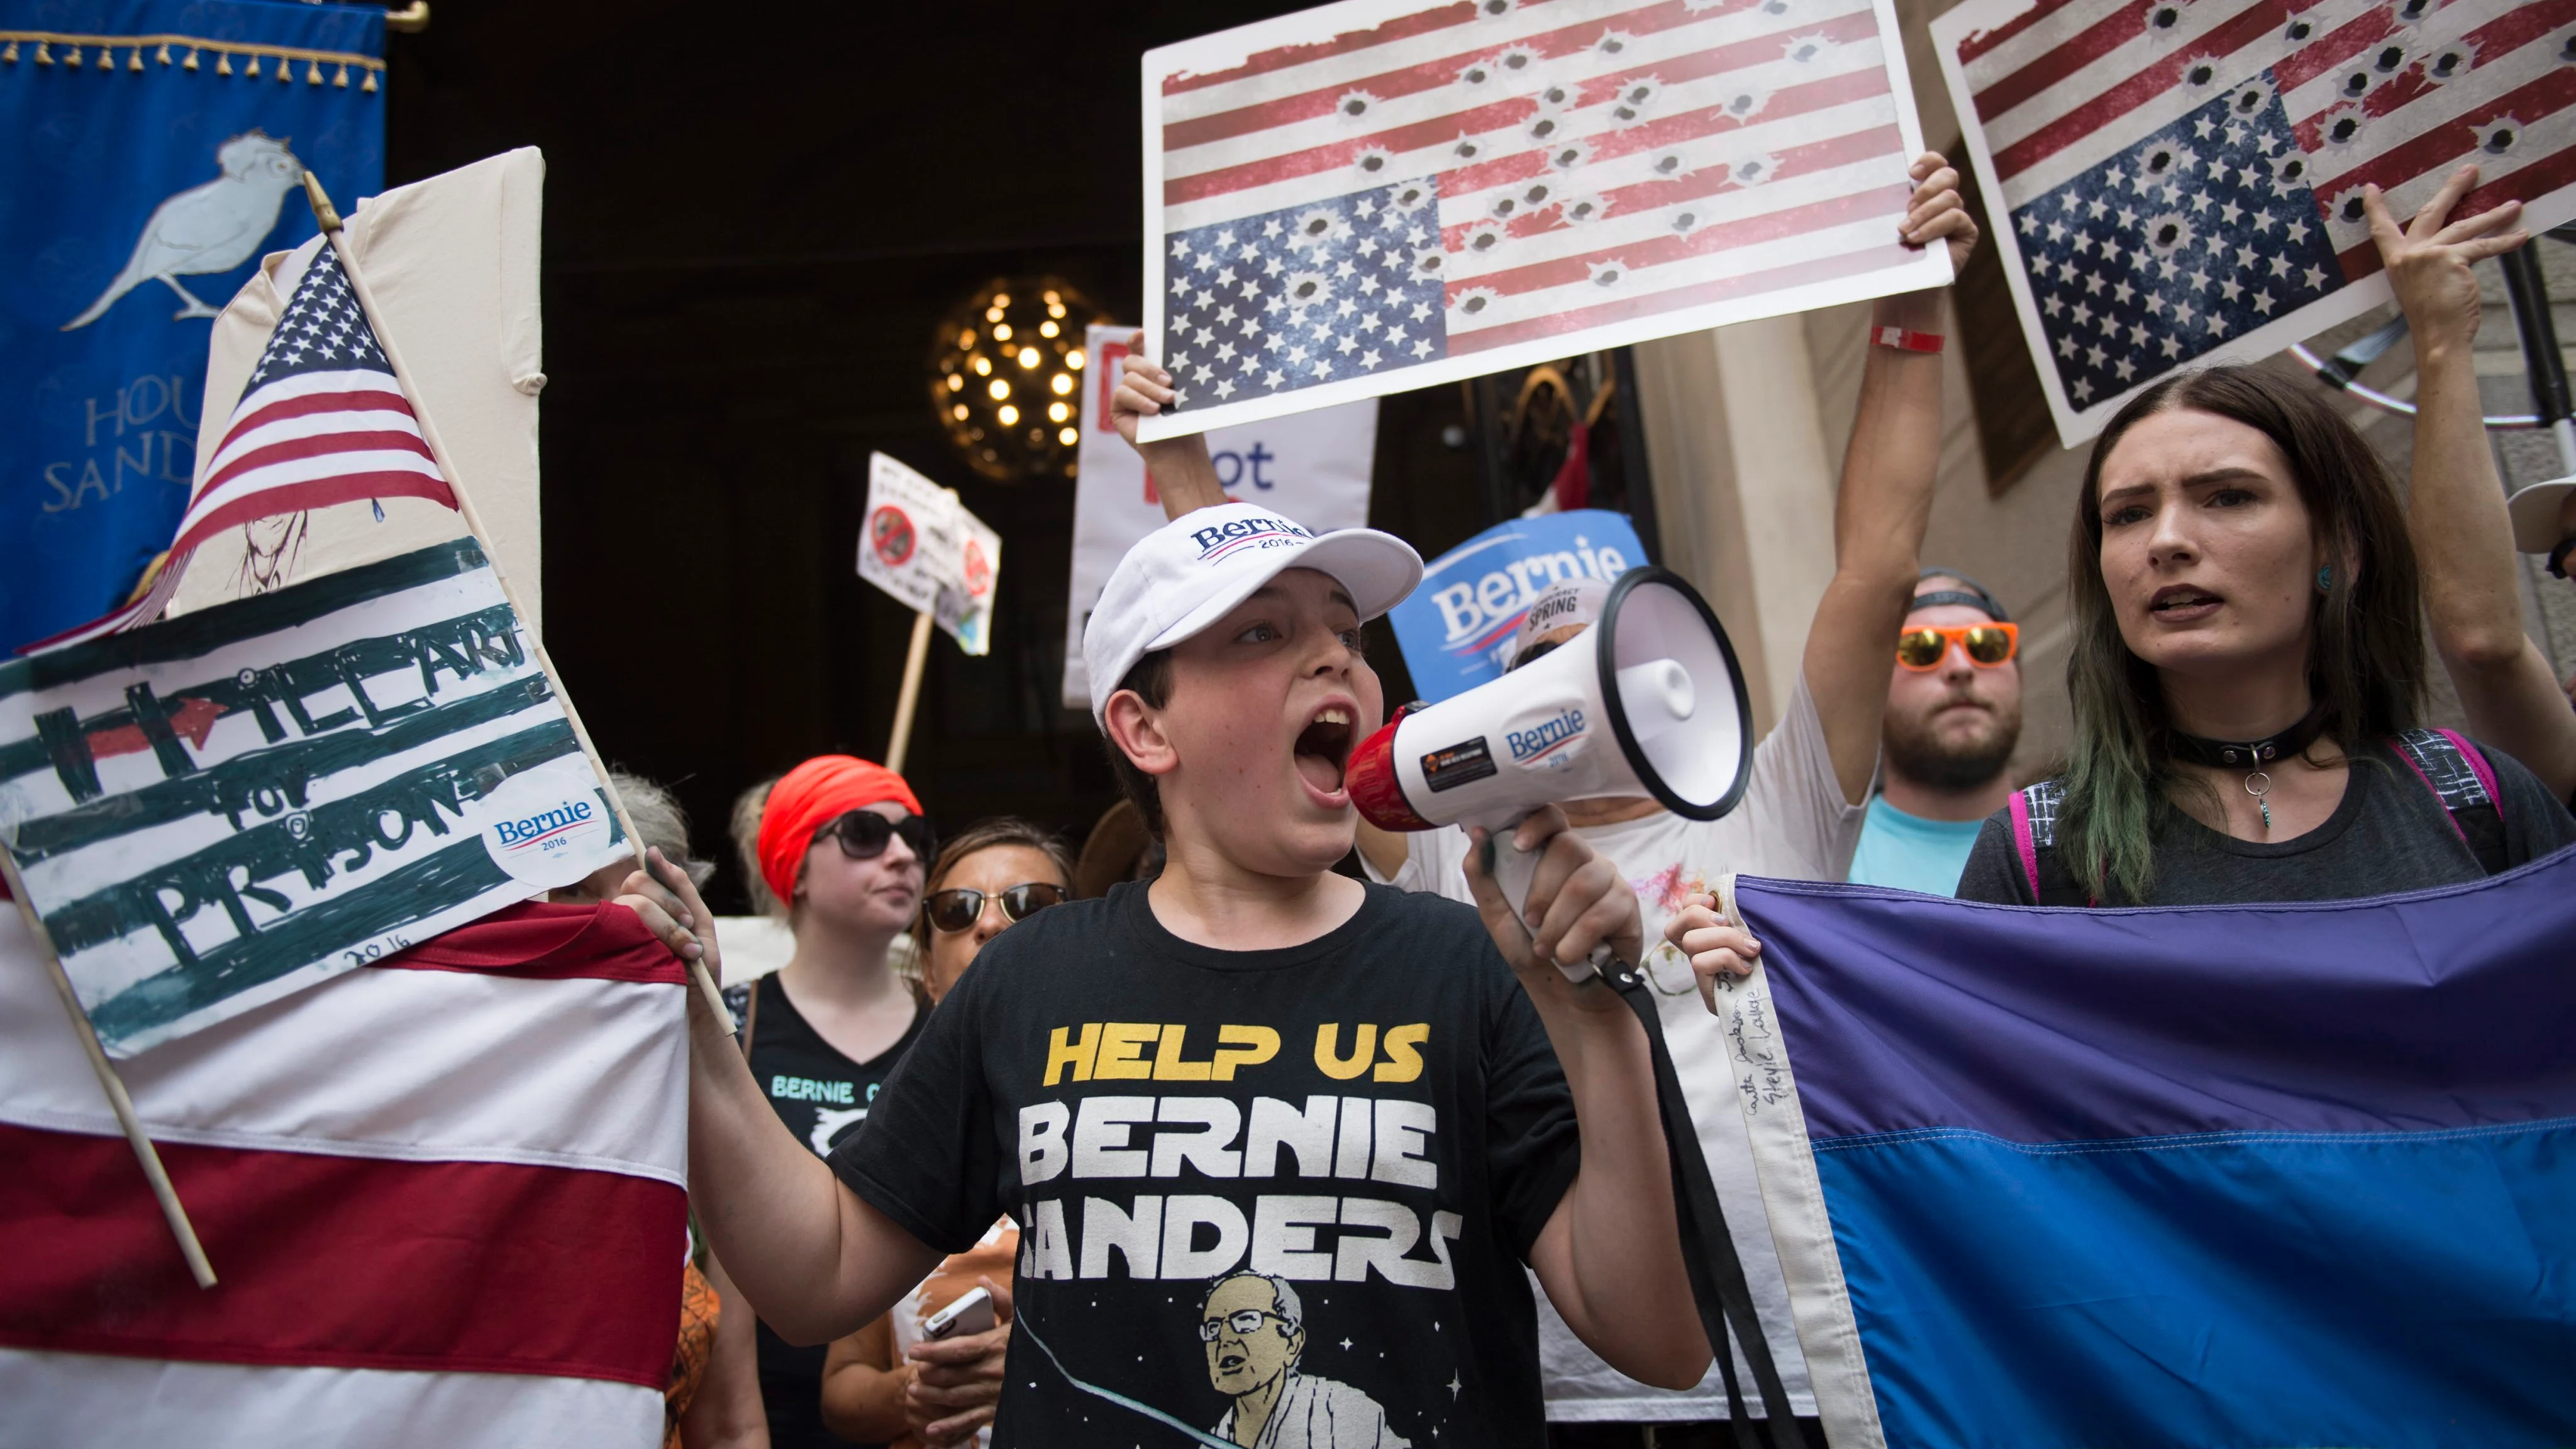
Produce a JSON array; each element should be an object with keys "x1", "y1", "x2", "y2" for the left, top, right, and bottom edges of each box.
[
  {"x1": 1714, "y1": 870, "x2": 1743, "y2": 931},
  {"x1": 1604, "y1": 955, "x2": 1797, "y2": 1443}
]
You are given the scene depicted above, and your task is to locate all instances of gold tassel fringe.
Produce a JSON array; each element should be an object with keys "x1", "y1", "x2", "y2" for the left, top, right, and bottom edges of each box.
[{"x1": 0, "y1": 33, "x2": 381, "y2": 90}]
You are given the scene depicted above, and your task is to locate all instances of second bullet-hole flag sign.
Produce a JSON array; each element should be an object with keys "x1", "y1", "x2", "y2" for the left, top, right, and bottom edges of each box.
[
  {"x1": 1934, "y1": 0, "x2": 2576, "y2": 444},
  {"x1": 1135, "y1": 0, "x2": 1953, "y2": 440}
]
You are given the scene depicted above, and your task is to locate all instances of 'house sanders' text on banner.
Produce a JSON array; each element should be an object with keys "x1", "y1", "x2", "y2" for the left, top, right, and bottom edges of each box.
[{"x1": 1, "y1": 0, "x2": 386, "y2": 650}]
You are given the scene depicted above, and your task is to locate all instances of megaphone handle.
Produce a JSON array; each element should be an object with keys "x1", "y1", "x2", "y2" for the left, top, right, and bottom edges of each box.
[{"x1": 1482, "y1": 821, "x2": 1615, "y2": 984}]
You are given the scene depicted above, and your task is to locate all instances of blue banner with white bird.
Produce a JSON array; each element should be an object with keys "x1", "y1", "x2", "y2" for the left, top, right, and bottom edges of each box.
[{"x1": 0, "y1": 0, "x2": 383, "y2": 652}]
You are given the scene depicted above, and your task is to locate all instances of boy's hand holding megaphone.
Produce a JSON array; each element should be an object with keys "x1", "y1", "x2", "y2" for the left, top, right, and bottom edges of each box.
[
  {"x1": 1347, "y1": 567, "x2": 1755, "y2": 982},
  {"x1": 1461, "y1": 806, "x2": 1643, "y2": 1004}
]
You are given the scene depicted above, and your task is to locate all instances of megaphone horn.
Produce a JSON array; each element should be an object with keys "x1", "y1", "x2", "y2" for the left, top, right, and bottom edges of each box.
[{"x1": 1347, "y1": 566, "x2": 1753, "y2": 978}]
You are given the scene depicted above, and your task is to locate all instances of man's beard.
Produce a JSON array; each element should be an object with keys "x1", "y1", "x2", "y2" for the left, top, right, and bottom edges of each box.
[{"x1": 1885, "y1": 692, "x2": 2021, "y2": 792}]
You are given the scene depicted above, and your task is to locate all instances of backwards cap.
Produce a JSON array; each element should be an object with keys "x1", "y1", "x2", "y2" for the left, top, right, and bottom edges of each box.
[
  {"x1": 1082, "y1": 502, "x2": 1422, "y2": 724},
  {"x1": 1909, "y1": 567, "x2": 2010, "y2": 623}
]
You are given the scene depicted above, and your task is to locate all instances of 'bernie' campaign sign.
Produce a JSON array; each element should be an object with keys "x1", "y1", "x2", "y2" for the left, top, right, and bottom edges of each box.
[{"x1": 1386, "y1": 509, "x2": 1645, "y2": 704}]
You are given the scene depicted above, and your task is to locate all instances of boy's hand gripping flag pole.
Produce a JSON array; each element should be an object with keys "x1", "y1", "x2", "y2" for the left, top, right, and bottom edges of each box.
[{"x1": 297, "y1": 175, "x2": 734, "y2": 1032}]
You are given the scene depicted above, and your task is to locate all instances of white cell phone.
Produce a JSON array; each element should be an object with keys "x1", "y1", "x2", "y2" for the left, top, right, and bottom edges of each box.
[{"x1": 922, "y1": 1285, "x2": 996, "y2": 1340}]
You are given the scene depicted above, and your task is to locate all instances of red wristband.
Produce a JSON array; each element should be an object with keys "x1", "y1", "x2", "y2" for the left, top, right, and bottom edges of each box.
[{"x1": 1872, "y1": 325, "x2": 1944, "y2": 353}]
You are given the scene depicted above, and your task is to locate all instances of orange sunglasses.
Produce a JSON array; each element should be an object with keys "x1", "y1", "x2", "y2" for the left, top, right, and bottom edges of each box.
[{"x1": 1896, "y1": 622, "x2": 2018, "y2": 670}]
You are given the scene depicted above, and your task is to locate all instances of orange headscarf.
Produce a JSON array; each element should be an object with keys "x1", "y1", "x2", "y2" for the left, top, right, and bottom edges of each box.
[{"x1": 756, "y1": 755, "x2": 923, "y2": 905}]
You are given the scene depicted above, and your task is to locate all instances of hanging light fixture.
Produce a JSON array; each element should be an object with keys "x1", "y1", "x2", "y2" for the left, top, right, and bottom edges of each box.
[{"x1": 929, "y1": 277, "x2": 1106, "y2": 482}]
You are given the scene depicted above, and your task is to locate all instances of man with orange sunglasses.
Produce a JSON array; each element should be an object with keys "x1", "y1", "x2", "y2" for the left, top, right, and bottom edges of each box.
[{"x1": 1846, "y1": 570, "x2": 2024, "y2": 896}]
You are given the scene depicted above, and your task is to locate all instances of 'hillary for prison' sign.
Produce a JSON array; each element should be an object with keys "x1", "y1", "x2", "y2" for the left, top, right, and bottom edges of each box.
[{"x1": 0, "y1": 538, "x2": 629, "y2": 1056}]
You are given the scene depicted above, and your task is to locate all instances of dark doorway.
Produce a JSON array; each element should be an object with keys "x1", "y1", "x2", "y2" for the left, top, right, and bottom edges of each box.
[{"x1": 382, "y1": 3, "x2": 1494, "y2": 910}]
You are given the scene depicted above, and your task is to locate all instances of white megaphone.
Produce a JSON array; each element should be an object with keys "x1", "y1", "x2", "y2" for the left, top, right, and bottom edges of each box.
[{"x1": 1347, "y1": 567, "x2": 1753, "y2": 981}]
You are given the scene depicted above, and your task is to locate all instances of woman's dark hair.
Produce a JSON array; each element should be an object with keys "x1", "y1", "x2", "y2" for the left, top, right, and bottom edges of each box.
[
  {"x1": 1101, "y1": 648, "x2": 1174, "y2": 837},
  {"x1": 923, "y1": 817, "x2": 1077, "y2": 899},
  {"x1": 2059, "y1": 364, "x2": 2425, "y2": 902}
]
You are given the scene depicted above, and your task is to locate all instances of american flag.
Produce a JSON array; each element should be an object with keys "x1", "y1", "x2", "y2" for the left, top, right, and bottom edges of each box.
[
  {"x1": 0, "y1": 900, "x2": 688, "y2": 1449},
  {"x1": 26, "y1": 240, "x2": 455, "y2": 652},
  {"x1": 1936, "y1": 0, "x2": 2576, "y2": 441},
  {"x1": 1146, "y1": 0, "x2": 1946, "y2": 430}
]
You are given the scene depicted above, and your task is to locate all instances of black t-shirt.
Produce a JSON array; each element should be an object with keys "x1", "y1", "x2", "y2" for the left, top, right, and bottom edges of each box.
[
  {"x1": 1957, "y1": 737, "x2": 2576, "y2": 906},
  {"x1": 833, "y1": 880, "x2": 1581, "y2": 1448},
  {"x1": 723, "y1": 974, "x2": 927, "y2": 1449}
]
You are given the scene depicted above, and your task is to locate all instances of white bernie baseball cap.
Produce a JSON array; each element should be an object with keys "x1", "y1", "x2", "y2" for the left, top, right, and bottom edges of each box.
[
  {"x1": 1510, "y1": 577, "x2": 1611, "y2": 667},
  {"x1": 1083, "y1": 502, "x2": 1423, "y2": 725},
  {"x1": 2506, "y1": 476, "x2": 2576, "y2": 555}
]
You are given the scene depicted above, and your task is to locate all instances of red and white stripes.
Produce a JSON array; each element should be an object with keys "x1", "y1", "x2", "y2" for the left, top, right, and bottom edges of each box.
[
  {"x1": 0, "y1": 904, "x2": 688, "y2": 1448},
  {"x1": 1158, "y1": 0, "x2": 1924, "y2": 354},
  {"x1": 1955, "y1": 0, "x2": 2576, "y2": 276}
]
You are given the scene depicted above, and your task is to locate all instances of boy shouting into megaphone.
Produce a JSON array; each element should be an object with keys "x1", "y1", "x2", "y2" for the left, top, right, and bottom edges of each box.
[
  {"x1": 1119, "y1": 152, "x2": 1982, "y2": 1439},
  {"x1": 621, "y1": 451, "x2": 1709, "y2": 1445}
]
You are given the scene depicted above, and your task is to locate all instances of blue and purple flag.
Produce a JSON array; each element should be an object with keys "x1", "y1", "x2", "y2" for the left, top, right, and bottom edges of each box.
[{"x1": 1718, "y1": 852, "x2": 2576, "y2": 1448}]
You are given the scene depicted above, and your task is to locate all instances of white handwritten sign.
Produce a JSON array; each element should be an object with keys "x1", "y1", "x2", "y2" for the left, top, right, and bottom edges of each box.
[
  {"x1": 858, "y1": 452, "x2": 1002, "y2": 657},
  {"x1": 0, "y1": 538, "x2": 629, "y2": 1056}
]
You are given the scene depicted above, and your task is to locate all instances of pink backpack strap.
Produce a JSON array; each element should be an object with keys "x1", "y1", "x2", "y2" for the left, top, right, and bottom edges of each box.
[
  {"x1": 2007, "y1": 787, "x2": 2042, "y2": 900},
  {"x1": 2390, "y1": 729, "x2": 2510, "y2": 872},
  {"x1": 2435, "y1": 728, "x2": 2502, "y2": 825},
  {"x1": 2388, "y1": 736, "x2": 2467, "y2": 847}
]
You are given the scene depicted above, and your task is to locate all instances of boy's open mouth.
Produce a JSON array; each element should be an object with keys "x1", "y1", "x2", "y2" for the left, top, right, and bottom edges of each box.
[{"x1": 1294, "y1": 705, "x2": 1355, "y2": 796}]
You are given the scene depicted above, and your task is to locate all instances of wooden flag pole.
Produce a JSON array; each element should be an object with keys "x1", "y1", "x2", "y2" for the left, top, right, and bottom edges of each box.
[
  {"x1": 885, "y1": 610, "x2": 935, "y2": 776},
  {"x1": 301, "y1": 175, "x2": 735, "y2": 1028},
  {"x1": 0, "y1": 858, "x2": 216, "y2": 1288}
]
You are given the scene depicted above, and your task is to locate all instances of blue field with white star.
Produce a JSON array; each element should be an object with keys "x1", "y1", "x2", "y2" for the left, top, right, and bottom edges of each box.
[
  {"x1": 2008, "y1": 74, "x2": 2343, "y2": 409},
  {"x1": 1160, "y1": 180, "x2": 1452, "y2": 413}
]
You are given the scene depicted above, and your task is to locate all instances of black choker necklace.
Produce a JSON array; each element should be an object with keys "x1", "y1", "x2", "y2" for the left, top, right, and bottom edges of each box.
[{"x1": 2166, "y1": 705, "x2": 2328, "y2": 831}]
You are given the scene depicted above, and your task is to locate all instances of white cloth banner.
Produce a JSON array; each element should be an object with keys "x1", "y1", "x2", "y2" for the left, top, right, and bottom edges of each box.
[
  {"x1": 1063, "y1": 324, "x2": 1377, "y2": 707},
  {"x1": 857, "y1": 452, "x2": 1003, "y2": 657}
]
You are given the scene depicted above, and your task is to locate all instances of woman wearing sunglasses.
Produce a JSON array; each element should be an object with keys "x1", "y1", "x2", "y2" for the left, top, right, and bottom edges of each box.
[
  {"x1": 1848, "y1": 572, "x2": 2025, "y2": 897},
  {"x1": 821, "y1": 819, "x2": 1073, "y2": 1449},
  {"x1": 724, "y1": 754, "x2": 936, "y2": 1449}
]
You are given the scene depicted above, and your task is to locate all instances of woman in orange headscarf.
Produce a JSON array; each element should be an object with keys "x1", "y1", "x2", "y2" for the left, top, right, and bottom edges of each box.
[{"x1": 721, "y1": 755, "x2": 934, "y2": 1449}]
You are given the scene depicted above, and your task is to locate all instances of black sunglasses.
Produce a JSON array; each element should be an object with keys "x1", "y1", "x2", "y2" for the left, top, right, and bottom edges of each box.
[
  {"x1": 819, "y1": 811, "x2": 937, "y2": 865},
  {"x1": 926, "y1": 882, "x2": 1067, "y2": 933}
]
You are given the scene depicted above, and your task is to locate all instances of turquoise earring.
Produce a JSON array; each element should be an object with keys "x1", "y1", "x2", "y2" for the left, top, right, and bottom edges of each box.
[{"x1": 2316, "y1": 566, "x2": 2333, "y2": 593}]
